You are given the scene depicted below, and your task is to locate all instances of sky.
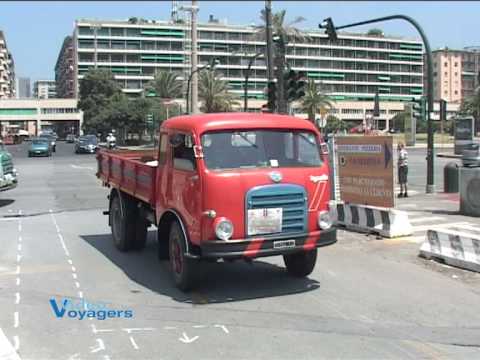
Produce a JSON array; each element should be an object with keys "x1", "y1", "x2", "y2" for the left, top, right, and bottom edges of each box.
[{"x1": 1, "y1": 1, "x2": 479, "y2": 83}]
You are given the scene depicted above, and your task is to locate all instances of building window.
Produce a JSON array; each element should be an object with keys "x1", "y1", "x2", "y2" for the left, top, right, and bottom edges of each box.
[
  {"x1": 444, "y1": 62, "x2": 448, "y2": 67},
  {"x1": 454, "y1": 62, "x2": 458, "y2": 67},
  {"x1": 454, "y1": 90, "x2": 458, "y2": 95}
]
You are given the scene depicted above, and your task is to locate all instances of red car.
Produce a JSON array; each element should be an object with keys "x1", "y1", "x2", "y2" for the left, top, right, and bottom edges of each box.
[{"x1": 97, "y1": 113, "x2": 336, "y2": 290}]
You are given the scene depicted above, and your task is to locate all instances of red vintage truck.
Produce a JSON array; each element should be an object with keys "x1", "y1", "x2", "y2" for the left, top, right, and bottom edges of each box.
[{"x1": 96, "y1": 113, "x2": 336, "y2": 290}]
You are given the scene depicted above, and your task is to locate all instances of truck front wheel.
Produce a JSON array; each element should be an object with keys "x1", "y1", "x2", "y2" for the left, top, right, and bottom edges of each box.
[
  {"x1": 283, "y1": 249, "x2": 317, "y2": 277},
  {"x1": 169, "y1": 221, "x2": 197, "y2": 291},
  {"x1": 110, "y1": 194, "x2": 136, "y2": 251}
]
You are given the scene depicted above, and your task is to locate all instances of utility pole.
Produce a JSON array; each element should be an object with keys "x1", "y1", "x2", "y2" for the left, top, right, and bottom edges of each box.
[{"x1": 190, "y1": 0, "x2": 200, "y2": 114}]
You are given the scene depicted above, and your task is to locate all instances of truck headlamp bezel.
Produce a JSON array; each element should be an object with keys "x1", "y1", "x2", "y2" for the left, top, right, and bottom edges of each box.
[{"x1": 214, "y1": 217, "x2": 234, "y2": 241}]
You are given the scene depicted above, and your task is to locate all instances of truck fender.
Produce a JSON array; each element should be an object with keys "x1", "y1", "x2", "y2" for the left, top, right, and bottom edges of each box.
[
  {"x1": 108, "y1": 188, "x2": 125, "y2": 226},
  {"x1": 158, "y1": 209, "x2": 192, "y2": 256}
]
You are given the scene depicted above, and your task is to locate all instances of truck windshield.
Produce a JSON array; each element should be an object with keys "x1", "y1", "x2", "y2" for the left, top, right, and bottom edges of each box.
[{"x1": 201, "y1": 130, "x2": 322, "y2": 170}]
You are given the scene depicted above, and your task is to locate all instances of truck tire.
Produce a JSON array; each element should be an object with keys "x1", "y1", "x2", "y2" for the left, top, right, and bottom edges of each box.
[
  {"x1": 169, "y1": 221, "x2": 197, "y2": 291},
  {"x1": 110, "y1": 194, "x2": 136, "y2": 251},
  {"x1": 283, "y1": 249, "x2": 317, "y2": 277}
]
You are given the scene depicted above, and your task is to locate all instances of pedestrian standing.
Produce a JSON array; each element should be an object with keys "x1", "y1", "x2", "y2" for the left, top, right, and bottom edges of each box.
[{"x1": 397, "y1": 142, "x2": 408, "y2": 197}]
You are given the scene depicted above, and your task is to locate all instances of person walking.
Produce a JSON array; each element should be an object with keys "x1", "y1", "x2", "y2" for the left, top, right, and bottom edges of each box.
[{"x1": 397, "y1": 142, "x2": 408, "y2": 197}]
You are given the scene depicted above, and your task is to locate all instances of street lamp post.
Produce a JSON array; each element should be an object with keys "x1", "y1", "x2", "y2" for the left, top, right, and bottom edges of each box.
[
  {"x1": 320, "y1": 15, "x2": 436, "y2": 193},
  {"x1": 185, "y1": 58, "x2": 219, "y2": 114},
  {"x1": 244, "y1": 52, "x2": 264, "y2": 112}
]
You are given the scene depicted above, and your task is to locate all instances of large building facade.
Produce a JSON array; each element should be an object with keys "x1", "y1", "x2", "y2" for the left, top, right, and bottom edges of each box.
[
  {"x1": 431, "y1": 47, "x2": 480, "y2": 104},
  {"x1": 61, "y1": 18, "x2": 425, "y2": 128},
  {"x1": 0, "y1": 31, "x2": 15, "y2": 99},
  {"x1": 55, "y1": 36, "x2": 75, "y2": 98},
  {"x1": 15, "y1": 77, "x2": 31, "y2": 98},
  {"x1": 33, "y1": 80, "x2": 57, "y2": 99}
]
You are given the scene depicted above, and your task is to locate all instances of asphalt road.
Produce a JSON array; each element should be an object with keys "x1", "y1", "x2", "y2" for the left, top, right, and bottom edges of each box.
[{"x1": 1, "y1": 142, "x2": 480, "y2": 359}]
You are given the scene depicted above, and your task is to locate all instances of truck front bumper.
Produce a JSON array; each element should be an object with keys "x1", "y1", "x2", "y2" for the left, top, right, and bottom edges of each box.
[{"x1": 199, "y1": 227, "x2": 336, "y2": 259}]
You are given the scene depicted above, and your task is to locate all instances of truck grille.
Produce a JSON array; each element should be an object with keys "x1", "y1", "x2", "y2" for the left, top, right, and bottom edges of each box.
[
  {"x1": 1, "y1": 157, "x2": 13, "y2": 175},
  {"x1": 246, "y1": 184, "x2": 307, "y2": 235}
]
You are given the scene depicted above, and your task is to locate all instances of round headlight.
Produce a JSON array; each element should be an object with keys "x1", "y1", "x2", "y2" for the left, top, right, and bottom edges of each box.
[
  {"x1": 317, "y1": 211, "x2": 332, "y2": 230},
  {"x1": 214, "y1": 217, "x2": 234, "y2": 240}
]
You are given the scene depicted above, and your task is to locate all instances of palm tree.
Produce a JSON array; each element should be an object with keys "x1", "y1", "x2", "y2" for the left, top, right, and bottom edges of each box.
[
  {"x1": 256, "y1": 10, "x2": 307, "y2": 113},
  {"x1": 143, "y1": 70, "x2": 183, "y2": 99},
  {"x1": 300, "y1": 79, "x2": 333, "y2": 125},
  {"x1": 198, "y1": 69, "x2": 240, "y2": 113}
]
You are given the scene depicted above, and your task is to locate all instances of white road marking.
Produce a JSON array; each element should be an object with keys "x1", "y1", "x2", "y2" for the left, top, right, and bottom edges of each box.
[
  {"x1": 409, "y1": 216, "x2": 446, "y2": 224},
  {"x1": 103, "y1": 356, "x2": 111, "y2": 360},
  {"x1": 16, "y1": 278, "x2": 20, "y2": 286},
  {"x1": 67, "y1": 259, "x2": 73, "y2": 265},
  {"x1": 397, "y1": 203, "x2": 418, "y2": 208},
  {"x1": 72, "y1": 273, "x2": 77, "y2": 280},
  {"x1": 90, "y1": 339, "x2": 105, "y2": 353},
  {"x1": 15, "y1": 266, "x2": 20, "y2": 275},
  {"x1": 16, "y1": 255, "x2": 21, "y2": 263},
  {"x1": 192, "y1": 325, "x2": 207, "y2": 329},
  {"x1": 78, "y1": 291, "x2": 83, "y2": 298},
  {"x1": 179, "y1": 332, "x2": 199, "y2": 344},
  {"x1": 12, "y1": 335, "x2": 20, "y2": 352},
  {"x1": 164, "y1": 326, "x2": 177, "y2": 330},
  {"x1": 413, "y1": 222, "x2": 473, "y2": 233},
  {"x1": 17, "y1": 244, "x2": 21, "y2": 251},
  {"x1": 122, "y1": 328, "x2": 155, "y2": 333},
  {"x1": 15, "y1": 293, "x2": 20, "y2": 305},
  {"x1": 17, "y1": 236, "x2": 21, "y2": 243},
  {"x1": 359, "y1": 314, "x2": 375, "y2": 323},
  {"x1": 71, "y1": 164, "x2": 94, "y2": 170},
  {"x1": 13, "y1": 312, "x2": 19, "y2": 328},
  {"x1": 71, "y1": 266, "x2": 76, "y2": 272},
  {"x1": 75, "y1": 281, "x2": 80, "y2": 288},
  {"x1": 214, "y1": 324, "x2": 230, "y2": 334},
  {"x1": 129, "y1": 336, "x2": 139, "y2": 350}
]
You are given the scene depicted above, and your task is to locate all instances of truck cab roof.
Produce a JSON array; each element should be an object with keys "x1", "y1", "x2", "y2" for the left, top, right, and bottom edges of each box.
[{"x1": 162, "y1": 112, "x2": 318, "y2": 135}]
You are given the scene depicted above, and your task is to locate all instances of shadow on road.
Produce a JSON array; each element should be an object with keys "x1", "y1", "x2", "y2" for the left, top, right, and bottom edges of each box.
[
  {"x1": 0, "y1": 198, "x2": 14, "y2": 208},
  {"x1": 81, "y1": 231, "x2": 320, "y2": 304}
]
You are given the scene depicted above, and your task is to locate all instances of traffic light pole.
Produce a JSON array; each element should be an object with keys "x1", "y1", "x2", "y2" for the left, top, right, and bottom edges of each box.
[
  {"x1": 244, "y1": 52, "x2": 264, "y2": 112},
  {"x1": 329, "y1": 14, "x2": 435, "y2": 193}
]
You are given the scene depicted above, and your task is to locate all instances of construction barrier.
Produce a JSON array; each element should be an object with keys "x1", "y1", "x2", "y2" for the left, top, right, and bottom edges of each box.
[
  {"x1": 419, "y1": 227, "x2": 480, "y2": 273},
  {"x1": 330, "y1": 201, "x2": 413, "y2": 238}
]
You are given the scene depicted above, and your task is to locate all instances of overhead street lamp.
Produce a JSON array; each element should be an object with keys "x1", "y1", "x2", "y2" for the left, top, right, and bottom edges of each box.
[
  {"x1": 185, "y1": 58, "x2": 220, "y2": 114},
  {"x1": 244, "y1": 52, "x2": 264, "y2": 112},
  {"x1": 320, "y1": 15, "x2": 436, "y2": 194}
]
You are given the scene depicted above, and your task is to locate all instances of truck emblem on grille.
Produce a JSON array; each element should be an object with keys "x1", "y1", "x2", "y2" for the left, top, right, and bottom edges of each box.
[
  {"x1": 310, "y1": 174, "x2": 329, "y2": 183},
  {"x1": 269, "y1": 171, "x2": 282, "y2": 183}
]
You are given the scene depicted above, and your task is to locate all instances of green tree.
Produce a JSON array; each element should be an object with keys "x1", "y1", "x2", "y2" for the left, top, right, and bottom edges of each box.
[
  {"x1": 78, "y1": 69, "x2": 122, "y2": 134},
  {"x1": 300, "y1": 79, "x2": 333, "y2": 124},
  {"x1": 256, "y1": 10, "x2": 307, "y2": 113},
  {"x1": 198, "y1": 69, "x2": 240, "y2": 113},
  {"x1": 324, "y1": 115, "x2": 348, "y2": 134},
  {"x1": 367, "y1": 28, "x2": 384, "y2": 37},
  {"x1": 144, "y1": 70, "x2": 183, "y2": 99},
  {"x1": 461, "y1": 87, "x2": 480, "y2": 131}
]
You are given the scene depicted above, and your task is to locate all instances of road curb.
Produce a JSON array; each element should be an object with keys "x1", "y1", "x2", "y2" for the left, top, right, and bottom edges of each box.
[
  {"x1": 419, "y1": 228, "x2": 480, "y2": 272},
  {"x1": 330, "y1": 201, "x2": 413, "y2": 238},
  {"x1": 437, "y1": 153, "x2": 462, "y2": 159}
]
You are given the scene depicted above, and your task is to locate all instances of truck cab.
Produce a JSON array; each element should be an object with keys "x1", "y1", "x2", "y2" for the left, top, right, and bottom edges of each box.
[
  {"x1": 97, "y1": 113, "x2": 336, "y2": 290},
  {"x1": 0, "y1": 140, "x2": 18, "y2": 191}
]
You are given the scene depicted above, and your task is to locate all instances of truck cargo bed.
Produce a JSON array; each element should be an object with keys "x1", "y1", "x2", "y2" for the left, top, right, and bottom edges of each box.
[{"x1": 96, "y1": 148, "x2": 158, "y2": 205}]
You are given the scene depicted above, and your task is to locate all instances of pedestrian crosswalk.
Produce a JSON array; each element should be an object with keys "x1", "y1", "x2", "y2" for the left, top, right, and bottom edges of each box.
[{"x1": 397, "y1": 209, "x2": 480, "y2": 243}]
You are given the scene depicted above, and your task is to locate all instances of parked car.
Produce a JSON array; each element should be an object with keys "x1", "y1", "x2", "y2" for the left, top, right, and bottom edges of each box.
[
  {"x1": 0, "y1": 140, "x2": 18, "y2": 191},
  {"x1": 28, "y1": 138, "x2": 52, "y2": 157},
  {"x1": 462, "y1": 144, "x2": 480, "y2": 167},
  {"x1": 39, "y1": 134, "x2": 56, "y2": 152},
  {"x1": 75, "y1": 135, "x2": 98, "y2": 154},
  {"x1": 66, "y1": 134, "x2": 76, "y2": 143}
]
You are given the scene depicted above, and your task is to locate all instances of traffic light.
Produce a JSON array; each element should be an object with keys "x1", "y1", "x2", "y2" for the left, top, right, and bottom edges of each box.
[
  {"x1": 285, "y1": 70, "x2": 306, "y2": 102},
  {"x1": 146, "y1": 114, "x2": 154, "y2": 126},
  {"x1": 411, "y1": 96, "x2": 426, "y2": 123},
  {"x1": 266, "y1": 81, "x2": 277, "y2": 113},
  {"x1": 319, "y1": 17, "x2": 337, "y2": 42},
  {"x1": 439, "y1": 99, "x2": 447, "y2": 122}
]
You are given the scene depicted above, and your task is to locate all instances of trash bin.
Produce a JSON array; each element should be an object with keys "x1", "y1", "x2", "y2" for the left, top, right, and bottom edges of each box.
[{"x1": 444, "y1": 162, "x2": 459, "y2": 193}]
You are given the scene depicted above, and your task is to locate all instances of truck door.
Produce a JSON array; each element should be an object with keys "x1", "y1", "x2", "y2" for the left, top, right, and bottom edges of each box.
[{"x1": 168, "y1": 132, "x2": 202, "y2": 242}]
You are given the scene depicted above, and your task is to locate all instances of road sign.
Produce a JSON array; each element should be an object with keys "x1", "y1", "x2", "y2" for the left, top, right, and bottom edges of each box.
[{"x1": 336, "y1": 136, "x2": 394, "y2": 208}]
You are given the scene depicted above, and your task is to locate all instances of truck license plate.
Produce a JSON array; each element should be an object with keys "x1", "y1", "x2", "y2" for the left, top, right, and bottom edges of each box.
[
  {"x1": 247, "y1": 208, "x2": 282, "y2": 236},
  {"x1": 273, "y1": 239, "x2": 296, "y2": 249}
]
